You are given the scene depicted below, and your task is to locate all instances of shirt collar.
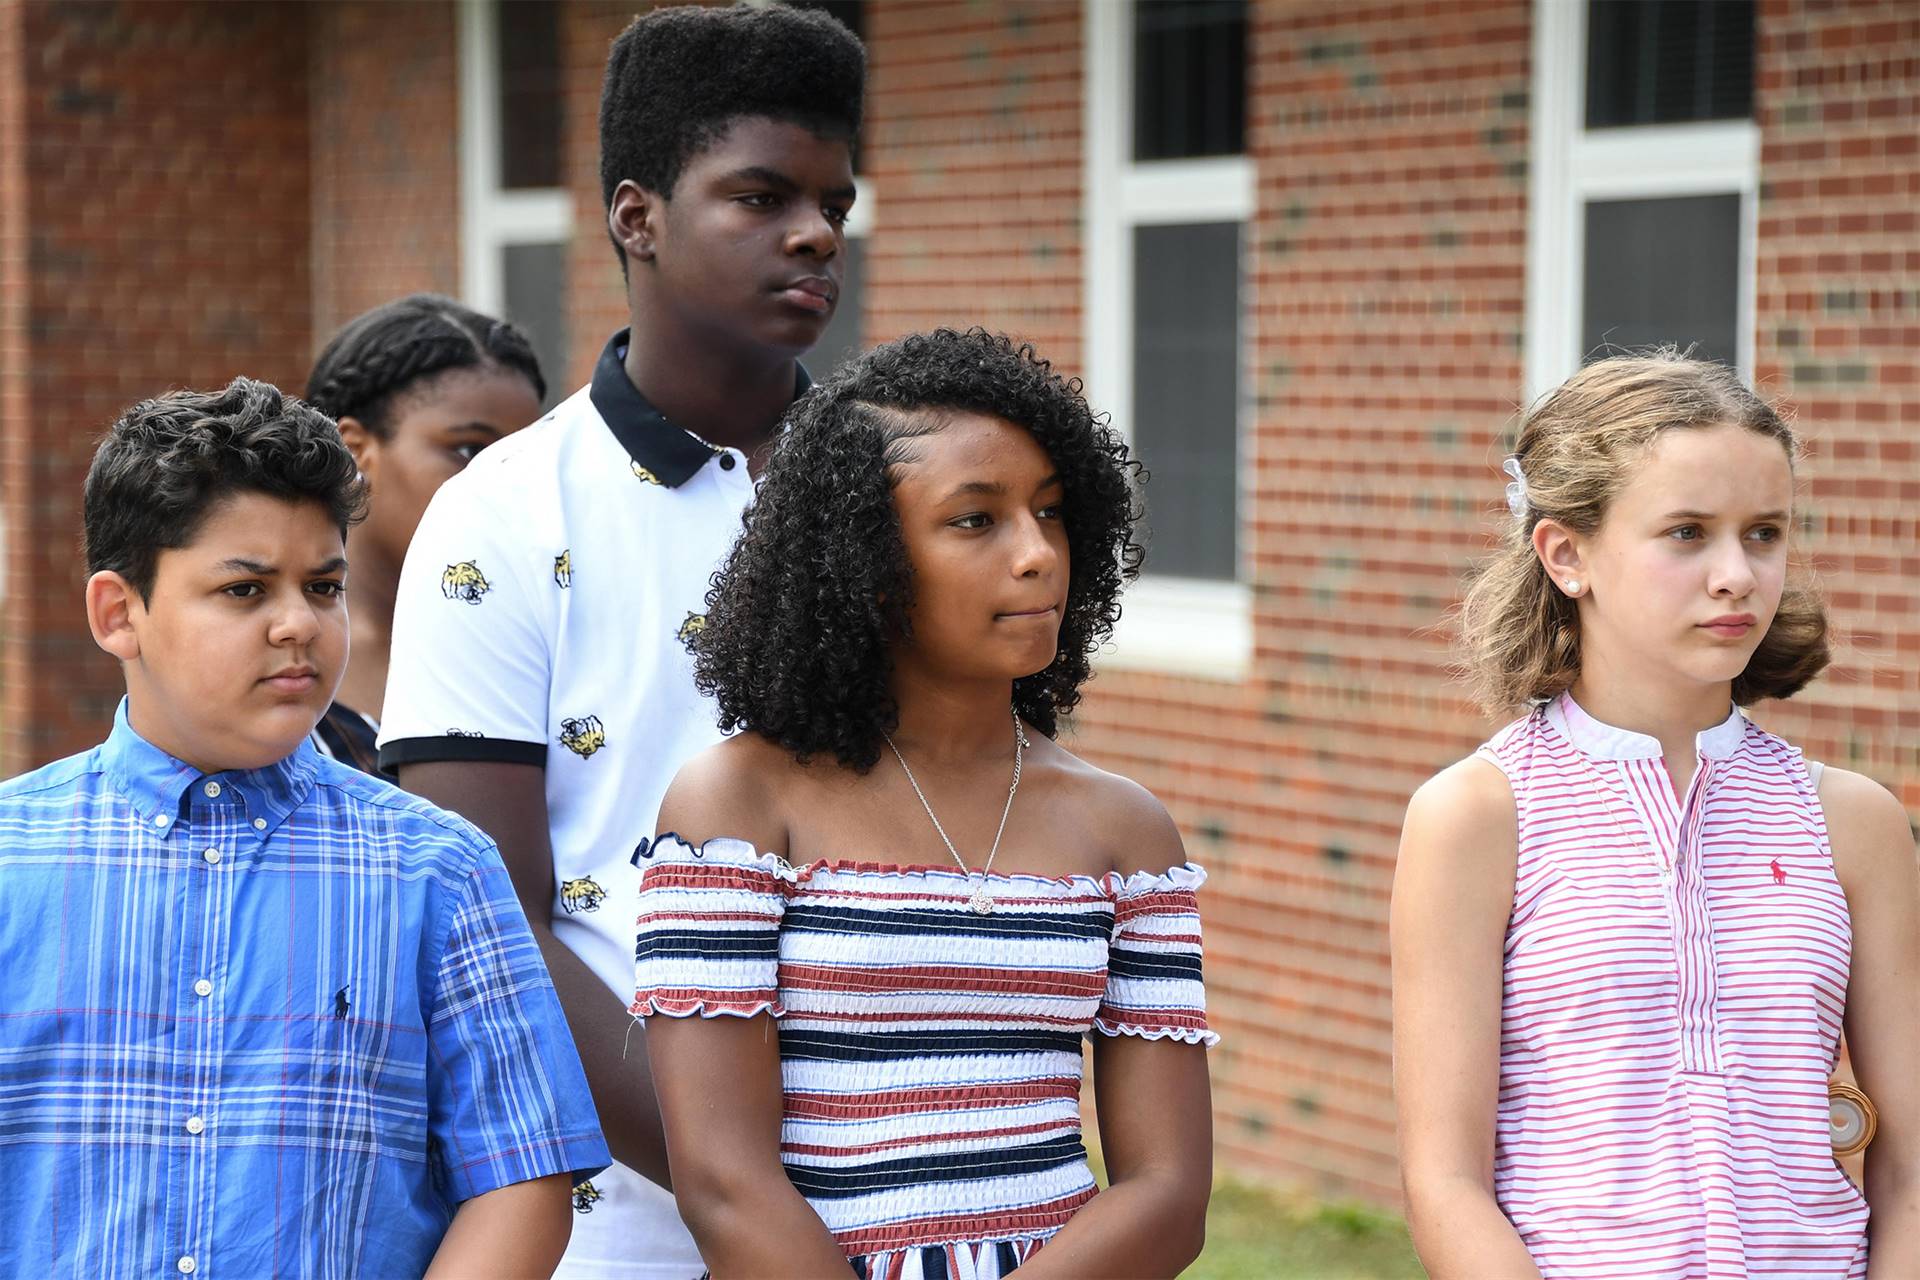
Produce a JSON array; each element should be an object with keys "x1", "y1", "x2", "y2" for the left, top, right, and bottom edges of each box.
[
  {"x1": 102, "y1": 697, "x2": 317, "y2": 835},
  {"x1": 1545, "y1": 691, "x2": 1748, "y2": 762},
  {"x1": 588, "y1": 328, "x2": 811, "y2": 488}
]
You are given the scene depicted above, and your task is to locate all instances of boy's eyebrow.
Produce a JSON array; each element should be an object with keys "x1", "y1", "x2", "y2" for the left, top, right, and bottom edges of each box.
[
  {"x1": 721, "y1": 166, "x2": 858, "y2": 202},
  {"x1": 213, "y1": 556, "x2": 349, "y2": 576}
]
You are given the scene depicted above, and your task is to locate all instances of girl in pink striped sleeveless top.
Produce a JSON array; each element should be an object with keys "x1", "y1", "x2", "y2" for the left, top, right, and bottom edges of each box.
[{"x1": 1392, "y1": 353, "x2": 1919, "y2": 1280}]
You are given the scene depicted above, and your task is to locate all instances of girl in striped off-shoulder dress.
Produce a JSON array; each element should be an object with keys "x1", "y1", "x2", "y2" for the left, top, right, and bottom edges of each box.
[
  {"x1": 631, "y1": 330, "x2": 1215, "y2": 1279},
  {"x1": 1393, "y1": 352, "x2": 1918, "y2": 1280}
]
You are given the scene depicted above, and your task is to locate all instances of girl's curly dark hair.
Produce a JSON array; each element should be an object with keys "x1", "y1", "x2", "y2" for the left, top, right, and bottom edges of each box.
[{"x1": 693, "y1": 328, "x2": 1144, "y2": 771}]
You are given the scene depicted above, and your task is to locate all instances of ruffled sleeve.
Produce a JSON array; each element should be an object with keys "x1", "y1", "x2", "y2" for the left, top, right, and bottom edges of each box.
[
  {"x1": 630, "y1": 832, "x2": 793, "y2": 1019},
  {"x1": 1093, "y1": 863, "x2": 1219, "y2": 1047}
]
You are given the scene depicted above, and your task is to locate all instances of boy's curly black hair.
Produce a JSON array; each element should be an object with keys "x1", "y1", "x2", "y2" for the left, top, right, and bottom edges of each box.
[
  {"x1": 693, "y1": 328, "x2": 1144, "y2": 771},
  {"x1": 84, "y1": 377, "x2": 365, "y2": 602},
  {"x1": 598, "y1": 4, "x2": 865, "y2": 266}
]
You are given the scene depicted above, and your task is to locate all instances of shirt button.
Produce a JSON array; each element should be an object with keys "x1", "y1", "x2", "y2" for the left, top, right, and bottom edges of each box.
[
  {"x1": 253, "y1": 817, "x2": 267, "y2": 831},
  {"x1": 178, "y1": 1255, "x2": 196, "y2": 1274},
  {"x1": 185, "y1": 1115, "x2": 205, "y2": 1135},
  {"x1": 202, "y1": 781, "x2": 221, "y2": 798},
  {"x1": 193, "y1": 979, "x2": 213, "y2": 998},
  {"x1": 155, "y1": 814, "x2": 170, "y2": 827},
  {"x1": 202, "y1": 848, "x2": 221, "y2": 865},
  {"x1": 718, "y1": 452, "x2": 737, "y2": 471}
]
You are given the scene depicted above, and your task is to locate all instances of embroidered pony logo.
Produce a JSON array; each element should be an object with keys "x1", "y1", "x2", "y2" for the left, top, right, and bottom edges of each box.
[
  {"x1": 572, "y1": 1180, "x2": 604, "y2": 1213},
  {"x1": 1771, "y1": 858, "x2": 1787, "y2": 886},
  {"x1": 677, "y1": 612, "x2": 707, "y2": 645},
  {"x1": 553, "y1": 550, "x2": 572, "y2": 588}
]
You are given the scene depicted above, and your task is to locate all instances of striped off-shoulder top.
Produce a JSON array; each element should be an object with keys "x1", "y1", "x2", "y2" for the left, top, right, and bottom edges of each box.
[{"x1": 630, "y1": 833, "x2": 1217, "y2": 1280}]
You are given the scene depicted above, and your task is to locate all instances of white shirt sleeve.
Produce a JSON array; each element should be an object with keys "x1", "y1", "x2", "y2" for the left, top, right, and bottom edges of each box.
[{"x1": 376, "y1": 463, "x2": 557, "y2": 771}]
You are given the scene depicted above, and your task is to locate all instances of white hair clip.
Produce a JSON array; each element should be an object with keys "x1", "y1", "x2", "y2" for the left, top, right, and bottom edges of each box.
[{"x1": 1502, "y1": 456, "x2": 1529, "y2": 520}]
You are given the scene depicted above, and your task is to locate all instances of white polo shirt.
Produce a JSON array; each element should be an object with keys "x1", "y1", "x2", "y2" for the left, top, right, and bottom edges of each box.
[{"x1": 379, "y1": 330, "x2": 806, "y2": 1280}]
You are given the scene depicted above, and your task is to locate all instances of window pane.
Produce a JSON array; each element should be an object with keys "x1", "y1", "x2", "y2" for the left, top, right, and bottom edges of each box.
[
  {"x1": 498, "y1": 0, "x2": 563, "y2": 189},
  {"x1": 1131, "y1": 222, "x2": 1240, "y2": 581},
  {"x1": 1133, "y1": 0, "x2": 1247, "y2": 161},
  {"x1": 1586, "y1": 1, "x2": 1754, "y2": 128},
  {"x1": 808, "y1": 238, "x2": 865, "y2": 378},
  {"x1": 503, "y1": 241, "x2": 569, "y2": 408},
  {"x1": 1582, "y1": 194, "x2": 1740, "y2": 367}
]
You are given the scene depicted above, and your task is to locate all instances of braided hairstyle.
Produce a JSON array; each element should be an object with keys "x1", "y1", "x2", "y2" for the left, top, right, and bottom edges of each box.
[
  {"x1": 692, "y1": 328, "x2": 1145, "y2": 771},
  {"x1": 304, "y1": 294, "x2": 546, "y2": 437}
]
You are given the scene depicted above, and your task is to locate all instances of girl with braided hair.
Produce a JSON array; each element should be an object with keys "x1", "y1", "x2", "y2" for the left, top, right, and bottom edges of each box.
[
  {"x1": 303, "y1": 294, "x2": 545, "y2": 772},
  {"x1": 631, "y1": 328, "x2": 1216, "y2": 1279}
]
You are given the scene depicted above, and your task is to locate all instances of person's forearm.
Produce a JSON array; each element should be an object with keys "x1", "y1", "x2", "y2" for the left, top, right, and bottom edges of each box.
[
  {"x1": 1406, "y1": 1176, "x2": 1542, "y2": 1280},
  {"x1": 677, "y1": 1172, "x2": 851, "y2": 1279},
  {"x1": 1013, "y1": 1176, "x2": 1208, "y2": 1279},
  {"x1": 1866, "y1": 1153, "x2": 1920, "y2": 1280},
  {"x1": 531, "y1": 925, "x2": 673, "y2": 1186},
  {"x1": 425, "y1": 1174, "x2": 572, "y2": 1279}
]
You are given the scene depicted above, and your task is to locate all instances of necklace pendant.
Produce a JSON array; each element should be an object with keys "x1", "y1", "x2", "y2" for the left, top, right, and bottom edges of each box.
[{"x1": 968, "y1": 884, "x2": 994, "y2": 916}]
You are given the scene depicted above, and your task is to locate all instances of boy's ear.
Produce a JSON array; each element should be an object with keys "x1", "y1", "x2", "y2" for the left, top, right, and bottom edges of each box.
[
  {"x1": 85, "y1": 570, "x2": 144, "y2": 662},
  {"x1": 336, "y1": 416, "x2": 378, "y2": 487},
  {"x1": 1532, "y1": 518, "x2": 1587, "y2": 596},
  {"x1": 608, "y1": 178, "x2": 662, "y2": 264}
]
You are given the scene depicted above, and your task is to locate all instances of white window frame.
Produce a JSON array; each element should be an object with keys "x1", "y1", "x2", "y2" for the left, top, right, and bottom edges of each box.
[
  {"x1": 1524, "y1": 0, "x2": 1760, "y2": 402},
  {"x1": 1084, "y1": 0, "x2": 1254, "y2": 681},
  {"x1": 459, "y1": 0, "x2": 573, "y2": 316}
]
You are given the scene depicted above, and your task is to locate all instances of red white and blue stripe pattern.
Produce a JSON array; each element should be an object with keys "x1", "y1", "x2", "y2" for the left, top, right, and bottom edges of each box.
[
  {"x1": 631, "y1": 834, "x2": 1216, "y2": 1276},
  {"x1": 1479, "y1": 693, "x2": 1868, "y2": 1279}
]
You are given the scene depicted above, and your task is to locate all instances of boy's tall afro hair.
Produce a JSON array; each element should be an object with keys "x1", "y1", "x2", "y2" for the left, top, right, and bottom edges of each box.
[{"x1": 599, "y1": 3, "x2": 866, "y2": 213}]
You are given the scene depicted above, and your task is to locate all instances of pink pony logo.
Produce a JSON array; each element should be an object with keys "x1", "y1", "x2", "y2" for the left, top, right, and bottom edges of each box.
[{"x1": 1770, "y1": 858, "x2": 1786, "y2": 886}]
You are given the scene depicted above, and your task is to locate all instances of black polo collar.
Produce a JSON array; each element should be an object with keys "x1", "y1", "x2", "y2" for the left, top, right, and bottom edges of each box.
[{"x1": 589, "y1": 328, "x2": 811, "y2": 488}]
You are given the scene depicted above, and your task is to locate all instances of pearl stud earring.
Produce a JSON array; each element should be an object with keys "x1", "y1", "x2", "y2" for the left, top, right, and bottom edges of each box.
[{"x1": 1565, "y1": 579, "x2": 1581, "y2": 594}]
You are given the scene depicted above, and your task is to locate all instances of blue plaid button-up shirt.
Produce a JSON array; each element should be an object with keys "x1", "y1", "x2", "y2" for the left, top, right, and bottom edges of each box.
[{"x1": 0, "y1": 701, "x2": 610, "y2": 1278}]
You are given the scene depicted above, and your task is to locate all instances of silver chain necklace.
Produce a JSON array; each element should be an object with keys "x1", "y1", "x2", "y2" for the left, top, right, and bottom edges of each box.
[{"x1": 882, "y1": 708, "x2": 1028, "y2": 915}]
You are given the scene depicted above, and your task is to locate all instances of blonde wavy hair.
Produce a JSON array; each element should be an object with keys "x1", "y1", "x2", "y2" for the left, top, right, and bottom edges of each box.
[{"x1": 1460, "y1": 350, "x2": 1830, "y2": 715}]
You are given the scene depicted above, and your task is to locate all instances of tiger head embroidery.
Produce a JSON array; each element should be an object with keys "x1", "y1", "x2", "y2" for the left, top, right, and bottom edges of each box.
[
  {"x1": 560, "y1": 876, "x2": 607, "y2": 913},
  {"x1": 558, "y1": 715, "x2": 607, "y2": 759},
  {"x1": 631, "y1": 461, "x2": 662, "y2": 486},
  {"x1": 553, "y1": 550, "x2": 572, "y2": 588},
  {"x1": 440, "y1": 561, "x2": 491, "y2": 604},
  {"x1": 571, "y1": 1180, "x2": 604, "y2": 1213},
  {"x1": 677, "y1": 612, "x2": 707, "y2": 645}
]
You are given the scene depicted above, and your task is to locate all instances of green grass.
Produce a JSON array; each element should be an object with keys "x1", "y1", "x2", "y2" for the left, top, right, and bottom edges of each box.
[{"x1": 1187, "y1": 1179, "x2": 1424, "y2": 1280}]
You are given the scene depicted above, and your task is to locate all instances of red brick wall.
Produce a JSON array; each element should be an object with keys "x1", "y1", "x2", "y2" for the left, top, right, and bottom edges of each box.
[
  {"x1": 1748, "y1": 0, "x2": 1920, "y2": 806},
  {"x1": 309, "y1": 0, "x2": 463, "y2": 340},
  {"x1": 863, "y1": 0, "x2": 1084, "y2": 361},
  {"x1": 0, "y1": 0, "x2": 315, "y2": 774}
]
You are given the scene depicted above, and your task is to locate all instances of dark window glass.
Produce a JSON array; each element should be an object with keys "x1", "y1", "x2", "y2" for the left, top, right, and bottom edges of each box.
[
  {"x1": 808, "y1": 238, "x2": 865, "y2": 376},
  {"x1": 503, "y1": 241, "x2": 569, "y2": 409},
  {"x1": 1586, "y1": 1, "x2": 1754, "y2": 128},
  {"x1": 1582, "y1": 194, "x2": 1740, "y2": 367},
  {"x1": 1133, "y1": 0, "x2": 1247, "y2": 161},
  {"x1": 498, "y1": 0, "x2": 563, "y2": 189},
  {"x1": 1131, "y1": 222, "x2": 1240, "y2": 581}
]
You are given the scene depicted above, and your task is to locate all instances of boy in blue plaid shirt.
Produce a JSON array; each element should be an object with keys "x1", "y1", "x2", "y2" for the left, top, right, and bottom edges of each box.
[{"x1": 0, "y1": 378, "x2": 609, "y2": 1278}]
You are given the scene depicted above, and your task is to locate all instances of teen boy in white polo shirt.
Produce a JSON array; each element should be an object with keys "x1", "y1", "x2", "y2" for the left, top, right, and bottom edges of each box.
[{"x1": 376, "y1": 8, "x2": 865, "y2": 1277}]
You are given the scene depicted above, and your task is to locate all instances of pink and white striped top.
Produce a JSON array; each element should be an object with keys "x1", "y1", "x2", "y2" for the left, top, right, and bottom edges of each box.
[{"x1": 1476, "y1": 693, "x2": 1868, "y2": 1279}]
